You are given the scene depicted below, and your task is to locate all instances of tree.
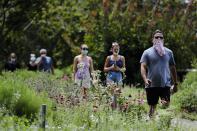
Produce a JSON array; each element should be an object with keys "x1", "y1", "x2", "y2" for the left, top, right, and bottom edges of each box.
[{"x1": 1, "y1": 0, "x2": 196, "y2": 84}]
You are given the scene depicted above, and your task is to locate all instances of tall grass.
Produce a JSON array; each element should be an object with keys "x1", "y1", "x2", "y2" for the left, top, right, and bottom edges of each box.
[
  {"x1": 0, "y1": 71, "x2": 53, "y2": 119},
  {"x1": 0, "y1": 69, "x2": 196, "y2": 130}
]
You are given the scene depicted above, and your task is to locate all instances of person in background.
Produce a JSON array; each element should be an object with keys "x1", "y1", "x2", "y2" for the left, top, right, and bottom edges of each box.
[
  {"x1": 140, "y1": 29, "x2": 178, "y2": 119},
  {"x1": 104, "y1": 42, "x2": 126, "y2": 86},
  {"x1": 35, "y1": 49, "x2": 54, "y2": 74},
  {"x1": 5, "y1": 53, "x2": 20, "y2": 72},
  {"x1": 73, "y1": 44, "x2": 94, "y2": 99},
  {"x1": 27, "y1": 53, "x2": 37, "y2": 71}
]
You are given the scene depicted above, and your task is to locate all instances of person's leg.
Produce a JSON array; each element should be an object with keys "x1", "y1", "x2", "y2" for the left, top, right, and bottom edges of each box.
[
  {"x1": 116, "y1": 72, "x2": 123, "y2": 87},
  {"x1": 83, "y1": 87, "x2": 87, "y2": 99},
  {"x1": 149, "y1": 105, "x2": 157, "y2": 117},
  {"x1": 160, "y1": 87, "x2": 171, "y2": 108},
  {"x1": 146, "y1": 88, "x2": 159, "y2": 118},
  {"x1": 81, "y1": 78, "x2": 91, "y2": 99}
]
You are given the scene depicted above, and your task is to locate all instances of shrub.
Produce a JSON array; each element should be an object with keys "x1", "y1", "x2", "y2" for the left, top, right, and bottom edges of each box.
[
  {"x1": 0, "y1": 71, "x2": 52, "y2": 119},
  {"x1": 172, "y1": 61, "x2": 197, "y2": 119}
]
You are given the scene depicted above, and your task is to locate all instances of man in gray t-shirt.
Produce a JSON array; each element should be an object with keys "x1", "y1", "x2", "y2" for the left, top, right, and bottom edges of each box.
[{"x1": 140, "y1": 30, "x2": 178, "y2": 118}]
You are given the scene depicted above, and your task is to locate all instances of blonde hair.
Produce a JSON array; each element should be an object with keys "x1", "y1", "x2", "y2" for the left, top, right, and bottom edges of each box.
[
  {"x1": 110, "y1": 42, "x2": 119, "y2": 52},
  {"x1": 81, "y1": 44, "x2": 88, "y2": 49},
  {"x1": 112, "y1": 42, "x2": 119, "y2": 47}
]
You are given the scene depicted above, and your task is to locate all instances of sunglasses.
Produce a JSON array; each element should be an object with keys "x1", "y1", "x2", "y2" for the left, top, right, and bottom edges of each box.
[
  {"x1": 155, "y1": 36, "x2": 164, "y2": 39},
  {"x1": 82, "y1": 47, "x2": 88, "y2": 50}
]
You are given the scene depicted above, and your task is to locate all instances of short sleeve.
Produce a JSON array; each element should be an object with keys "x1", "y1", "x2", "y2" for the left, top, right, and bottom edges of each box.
[
  {"x1": 169, "y1": 51, "x2": 176, "y2": 66},
  {"x1": 140, "y1": 51, "x2": 148, "y2": 64}
]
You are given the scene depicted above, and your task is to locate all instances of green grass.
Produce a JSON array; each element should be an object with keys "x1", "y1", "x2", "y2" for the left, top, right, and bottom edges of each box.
[{"x1": 0, "y1": 69, "x2": 196, "y2": 130}]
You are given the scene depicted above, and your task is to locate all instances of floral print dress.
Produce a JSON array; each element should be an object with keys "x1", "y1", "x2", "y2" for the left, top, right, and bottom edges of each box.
[{"x1": 75, "y1": 57, "x2": 91, "y2": 88}]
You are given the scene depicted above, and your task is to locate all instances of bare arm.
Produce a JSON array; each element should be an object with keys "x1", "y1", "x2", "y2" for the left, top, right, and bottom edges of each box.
[
  {"x1": 170, "y1": 65, "x2": 178, "y2": 92},
  {"x1": 141, "y1": 63, "x2": 147, "y2": 82},
  {"x1": 89, "y1": 57, "x2": 94, "y2": 74},
  {"x1": 51, "y1": 65, "x2": 55, "y2": 75},
  {"x1": 104, "y1": 56, "x2": 113, "y2": 72},
  {"x1": 141, "y1": 62, "x2": 150, "y2": 85},
  {"x1": 35, "y1": 57, "x2": 43, "y2": 71},
  {"x1": 73, "y1": 56, "x2": 78, "y2": 81},
  {"x1": 170, "y1": 65, "x2": 178, "y2": 84},
  {"x1": 121, "y1": 56, "x2": 126, "y2": 72}
]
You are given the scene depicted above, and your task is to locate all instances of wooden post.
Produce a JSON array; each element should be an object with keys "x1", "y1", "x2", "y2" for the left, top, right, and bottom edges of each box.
[{"x1": 40, "y1": 104, "x2": 47, "y2": 129}]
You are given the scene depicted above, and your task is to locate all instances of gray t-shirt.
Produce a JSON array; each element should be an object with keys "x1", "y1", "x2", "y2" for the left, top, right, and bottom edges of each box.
[{"x1": 140, "y1": 47, "x2": 175, "y2": 87}]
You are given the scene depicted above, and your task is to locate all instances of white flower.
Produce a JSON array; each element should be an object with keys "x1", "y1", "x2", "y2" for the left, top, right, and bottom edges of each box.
[{"x1": 77, "y1": 63, "x2": 85, "y2": 69}]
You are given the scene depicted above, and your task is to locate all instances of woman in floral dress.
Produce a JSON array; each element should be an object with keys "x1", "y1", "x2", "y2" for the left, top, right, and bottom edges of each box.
[{"x1": 73, "y1": 44, "x2": 94, "y2": 99}]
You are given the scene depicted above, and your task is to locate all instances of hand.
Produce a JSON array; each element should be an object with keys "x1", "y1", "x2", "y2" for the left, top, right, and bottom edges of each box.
[
  {"x1": 114, "y1": 65, "x2": 121, "y2": 71},
  {"x1": 144, "y1": 79, "x2": 151, "y2": 87},
  {"x1": 92, "y1": 80, "x2": 98, "y2": 85},
  {"x1": 109, "y1": 64, "x2": 115, "y2": 70},
  {"x1": 170, "y1": 84, "x2": 178, "y2": 94},
  {"x1": 120, "y1": 67, "x2": 126, "y2": 72}
]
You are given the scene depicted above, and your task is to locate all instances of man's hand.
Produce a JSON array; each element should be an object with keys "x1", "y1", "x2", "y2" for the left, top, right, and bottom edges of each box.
[
  {"x1": 144, "y1": 79, "x2": 151, "y2": 88},
  {"x1": 170, "y1": 84, "x2": 178, "y2": 94}
]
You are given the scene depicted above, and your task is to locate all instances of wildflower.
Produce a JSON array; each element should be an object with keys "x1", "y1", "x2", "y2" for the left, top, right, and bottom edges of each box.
[{"x1": 93, "y1": 105, "x2": 98, "y2": 112}]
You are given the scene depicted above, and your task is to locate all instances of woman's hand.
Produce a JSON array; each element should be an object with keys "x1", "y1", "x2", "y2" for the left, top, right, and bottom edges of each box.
[
  {"x1": 114, "y1": 65, "x2": 121, "y2": 71},
  {"x1": 120, "y1": 67, "x2": 126, "y2": 72}
]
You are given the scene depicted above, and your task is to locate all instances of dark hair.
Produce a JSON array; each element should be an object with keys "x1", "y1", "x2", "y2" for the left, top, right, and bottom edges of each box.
[{"x1": 152, "y1": 29, "x2": 163, "y2": 38}]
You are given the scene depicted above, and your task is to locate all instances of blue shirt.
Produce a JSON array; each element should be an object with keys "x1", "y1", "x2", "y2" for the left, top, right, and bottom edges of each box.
[
  {"x1": 140, "y1": 47, "x2": 175, "y2": 87},
  {"x1": 36, "y1": 56, "x2": 53, "y2": 73}
]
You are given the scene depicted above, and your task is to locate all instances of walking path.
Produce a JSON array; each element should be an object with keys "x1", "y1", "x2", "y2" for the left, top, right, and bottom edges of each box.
[{"x1": 171, "y1": 118, "x2": 197, "y2": 130}]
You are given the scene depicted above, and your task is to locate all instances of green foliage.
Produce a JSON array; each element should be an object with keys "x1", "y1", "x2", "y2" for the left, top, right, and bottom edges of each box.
[
  {"x1": 172, "y1": 62, "x2": 197, "y2": 120},
  {"x1": 1, "y1": 0, "x2": 196, "y2": 84},
  {"x1": 0, "y1": 71, "x2": 52, "y2": 119},
  {"x1": 0, "y1": 0, "x2": 49, "y2": 67},
  {"x1": 0, "y1": 70, "x2": 196, "y2": 130},
  {"x1": 0, "y1": 115, "x2": 32, "y2": 130},
  {"x1": 156, "y1": 113, "x2": 173, "y2": 130}
]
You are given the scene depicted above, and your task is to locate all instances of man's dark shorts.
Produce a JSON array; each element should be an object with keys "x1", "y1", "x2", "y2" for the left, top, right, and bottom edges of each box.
[{"x1": 145, "y1": 87, "x2": 171, "y2": 106}]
